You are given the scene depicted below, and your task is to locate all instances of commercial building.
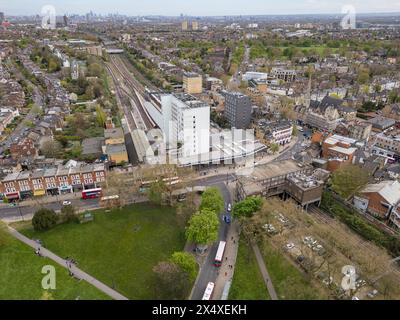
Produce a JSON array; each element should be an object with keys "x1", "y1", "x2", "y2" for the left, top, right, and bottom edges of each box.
[
  {"x1": 183, "y1": 72, "x2": 202, "y2": 94},
  {"x1": 322, "y1": 134, "x2": 358, "y2": 172},
  {"x1": 372, "y1": 128, "x2": 400, "y2": 161},
  {"x1": 104, "y1": 128, "x2": 128, "y2": 165},
  {"x1": 271, "y1": 68, "x2": 297, "y2": 82},
  {"x1": 236, "y1": 162, "x2": 329, "y2": 208},
  {"x1": 263, "y1": 120, "x2": 293, "y2": 145},
  {"x1": 223, "y1": 91, "x2": 252, "y2": 130},
  {"x1": 0, "y1": 163, "x2": 106, "y2": 200},
  {"x1": 182, "y1": 21, "x2": 188, "y2": 31}
]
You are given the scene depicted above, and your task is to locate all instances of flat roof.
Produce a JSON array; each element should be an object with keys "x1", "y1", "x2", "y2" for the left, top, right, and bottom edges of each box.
[{"x1": 240, "y1": 160, "x2": 309, "y2": 181}]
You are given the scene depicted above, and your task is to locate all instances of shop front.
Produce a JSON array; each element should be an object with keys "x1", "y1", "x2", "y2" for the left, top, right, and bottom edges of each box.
[
  {"x1": 19, "y1": 190, "x2": 33, "y2": 200},
  {"x1": 47, "y1": 187, "x2": 59, "y2": 196},
  {"x1": 5, "y1": 192, "x2": 20, "y2": 202},
  {"x1": 59, "y1": 185, "x2": 73, "y2": 195},
  {"x1": 33, "y1": 189, "x2": 46, "y2": 197}
]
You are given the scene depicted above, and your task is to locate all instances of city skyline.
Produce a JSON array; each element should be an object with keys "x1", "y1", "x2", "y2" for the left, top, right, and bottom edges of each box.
[{"x1": 1, "y1": 0, "x2": 400, "y2": 16}]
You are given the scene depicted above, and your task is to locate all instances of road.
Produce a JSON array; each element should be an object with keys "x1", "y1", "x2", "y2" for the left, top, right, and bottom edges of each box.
[
  {"x1": 274, "y1": 133, "x2": 306, "y2": 162},
  {"x1": 190, "y1": 175, "x2": 235, "y2": 300},
  {"x1": 0, "y1": 173, "x2": 235, "y2": 218},
  {"x1": 0, "y1": 198, "x2": 100, "y2": 222}
]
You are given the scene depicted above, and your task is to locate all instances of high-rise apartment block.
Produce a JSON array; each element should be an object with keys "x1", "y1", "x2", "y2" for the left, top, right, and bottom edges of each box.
[
  {"x1": 224, "y1": 92, "x2": 252, "y2": 129},
  {"x1": 183, "y1": 72, "x2": 202, "y2": 94}
]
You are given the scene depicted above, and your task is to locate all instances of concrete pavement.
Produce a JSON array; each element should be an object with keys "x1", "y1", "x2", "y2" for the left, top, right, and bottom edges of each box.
[
  {"x1": 212, "y1": 220, "x2": 240, "y2": 300},
  {"x1": 8, "y1": 226, "x2": 129, "y2": 300}
]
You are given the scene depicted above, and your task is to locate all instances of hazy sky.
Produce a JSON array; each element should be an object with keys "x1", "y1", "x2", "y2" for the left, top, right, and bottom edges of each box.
[{"x1": 1, "y1": 0, "x2": 400, "y2": 16}]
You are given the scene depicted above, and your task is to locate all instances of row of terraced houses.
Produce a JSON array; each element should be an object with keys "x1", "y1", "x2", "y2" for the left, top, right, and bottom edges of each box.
[{"x1": 0, "y1": 163, "x2": 106, "y2": 200}]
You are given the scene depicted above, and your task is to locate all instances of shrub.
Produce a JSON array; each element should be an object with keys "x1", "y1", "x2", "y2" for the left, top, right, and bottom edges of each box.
[{"x1": 32, "y1": 208, "x2": 58, "y2": 231}]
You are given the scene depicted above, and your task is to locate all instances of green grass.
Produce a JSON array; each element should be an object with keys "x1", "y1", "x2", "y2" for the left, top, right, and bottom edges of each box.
[
  {"x1": 0, "y1": 228, "x2": 109, "y2": 300},
  {"x1": 229, "y1": 239, "x2": 270, "y2": 300},
  {"x1": 20, "y1": 203, "x2": 186, "y2": 300},
  {"x1": 261, "y1": 241, "x2": 329, "y2": 300}
]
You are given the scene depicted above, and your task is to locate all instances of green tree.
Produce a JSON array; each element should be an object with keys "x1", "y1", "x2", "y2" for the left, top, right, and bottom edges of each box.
[
  {"x1": 330, "y1": 165, "x2": 370, "y2": 199},
  {"x1": 199, "y1": 187, "x2": 224, "y2": 215},
  {"x1": 233, "y1": 196, "x2": 263, "y2": 219},
  {"x1": 270, "y1": 143, "x2": 280, "y2": 154},
  {"x1": 95, "y1": 105, "x2": 107, "y2": 127},
  {"x1": 32, "y1": 208, "x2": 58, "y2": 231},
  {"x1": 186, "y1": 209, "x2": 220, "y2": 250},
  {"x1": 170, "y1": 252, "x2": 198, "y2": 281}
]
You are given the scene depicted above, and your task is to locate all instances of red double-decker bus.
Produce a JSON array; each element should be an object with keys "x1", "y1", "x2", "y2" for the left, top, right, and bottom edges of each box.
[{"x1": 82, "y1": 188, "x2": 102, "y2": 200}]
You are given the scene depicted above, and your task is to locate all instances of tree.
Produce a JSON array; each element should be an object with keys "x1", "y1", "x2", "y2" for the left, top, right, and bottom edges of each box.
[
  {"x1": 95, "y1": 105, "x2": 107, "y2": 127},
  {"x1": 32, "y1": 208, "x2": 58, "y2": 231},
  {"x1": 186, "y1": 209, "x2": 220, "y2": 252},
  {"x1": 199, "y1": 187, "x2": 224, "y2": 215},
  {"x1": 233, "y1": 196, "x2": 263, "y2": 219},
  {"x1": 152, "y1": 261, "x2": 191, "y2": 300},
  {"x1": 170, "y1": 252, "x2": 198, "y2": 281},
  {"x1": 330, "y1": 165, "x2": 370, "y2": 199},
  {"x1": 61, "y1": 205, "x2": 78, "y2": 223},
  {"x1": 292, "y1": 125, "x2": 298, "y2": 137},
  {"x1": 147, "y1": 180, "x2": 167, "y2": 206},
  {"x1": 40, "y1": 140, "x2": 62, "y2": 158},
  {"x1": 270, "y1": 143, "x2": 280, "y2": 154}
]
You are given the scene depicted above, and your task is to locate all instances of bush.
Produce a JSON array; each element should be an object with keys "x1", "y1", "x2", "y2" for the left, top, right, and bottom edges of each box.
[{"x1": 32, "y1": 208, "x2": 58, "y2": 231}]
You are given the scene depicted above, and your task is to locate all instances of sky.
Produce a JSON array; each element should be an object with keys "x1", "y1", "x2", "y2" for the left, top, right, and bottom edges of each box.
[{"x1": 1, "y1": 0, "x2": 400, "y2": 16}]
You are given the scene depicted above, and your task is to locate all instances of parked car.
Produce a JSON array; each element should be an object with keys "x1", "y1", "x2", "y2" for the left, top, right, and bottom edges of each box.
[{"x1": 62, "y1": 200, "x2": 72, "y2": 206}]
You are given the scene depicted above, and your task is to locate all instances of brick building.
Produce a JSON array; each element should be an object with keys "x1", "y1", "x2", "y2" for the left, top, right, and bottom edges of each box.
[{"x1": 0, "y1": 163, "x2": 106, "y2": 200}]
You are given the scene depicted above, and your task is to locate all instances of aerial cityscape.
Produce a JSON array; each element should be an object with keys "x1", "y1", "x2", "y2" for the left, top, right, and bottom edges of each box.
[{"x1": 1, "y1": 0, "x2": 400, "y2": 305}]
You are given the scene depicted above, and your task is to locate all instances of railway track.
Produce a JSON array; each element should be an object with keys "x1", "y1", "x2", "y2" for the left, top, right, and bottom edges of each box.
[{"x1": 109, "y1": 55, "x2": 155, "y2": 130}]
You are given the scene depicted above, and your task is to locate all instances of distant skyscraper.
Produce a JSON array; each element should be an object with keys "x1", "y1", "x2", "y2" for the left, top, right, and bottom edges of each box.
[
  {"x1": 0, "y1": 12, "x2": 4, "y2": 24},
  {"x1": 192, "y1": 21, "x2": 199, "y2": 31},
  {"x1": 182, "y1": 20, "x2": 188, "y2": 31},
  {"x1": 63, "y1": 15, "x2": 68, "y2": 27}
]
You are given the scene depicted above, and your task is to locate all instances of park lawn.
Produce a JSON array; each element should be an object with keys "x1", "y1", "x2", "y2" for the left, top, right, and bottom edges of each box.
[
  {"x1": 20, "y1": 203, "x2": 186, "y2": 300},
  {"x1": 0, "y1": 229, "x2": 109, "y2": 300},
  {"x1": 261, "y1": 241, "x2": 330, "y2": 300},
  {"x1": 229, "y1": 238, "x2": 270, "y2": 300}
]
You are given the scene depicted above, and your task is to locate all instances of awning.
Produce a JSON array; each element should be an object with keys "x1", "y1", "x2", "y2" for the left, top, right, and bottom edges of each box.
[
  {"x1": 34, "y1": 190, "x2": 46, "y2": 196},
  {"x1": 59, "y1": 186, "x2": 72, "y2": 191},
  {"x1": 5, "y1": 193, "x2": 19, "y2": 200}
]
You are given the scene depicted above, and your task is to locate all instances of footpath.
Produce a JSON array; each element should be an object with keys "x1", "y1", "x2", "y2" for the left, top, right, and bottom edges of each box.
[{"x1": 8, "y1": 226, "x2": 129, "y2": 300}]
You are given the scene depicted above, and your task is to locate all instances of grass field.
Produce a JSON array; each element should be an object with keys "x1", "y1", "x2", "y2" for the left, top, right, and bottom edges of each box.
[
  {"x1": 229, "y1": 238, "x2": 270, "y2": 300},
  {"x1": 0, "y1": 226, "x2": 109, "y2": 300},
  {"x1": 261, "y1": 241, "x2": 330, "y2": 300},
  {"x1": 19, "y1": 203, "x2": 186, "y2": 300}
]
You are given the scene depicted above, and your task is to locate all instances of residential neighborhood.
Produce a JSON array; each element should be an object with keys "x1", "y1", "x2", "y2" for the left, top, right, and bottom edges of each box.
[{"x1": 0, "y1": 0, "x2": 400, "y2": 308}]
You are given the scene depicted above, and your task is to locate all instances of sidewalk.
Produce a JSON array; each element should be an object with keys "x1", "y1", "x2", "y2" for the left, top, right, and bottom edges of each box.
[
  {"x1": 213, "y1": 221, "x2": 240, "y2": 300},
  {"x1": 7, "y1": 226, "x2": 129, "y2": 300}
]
